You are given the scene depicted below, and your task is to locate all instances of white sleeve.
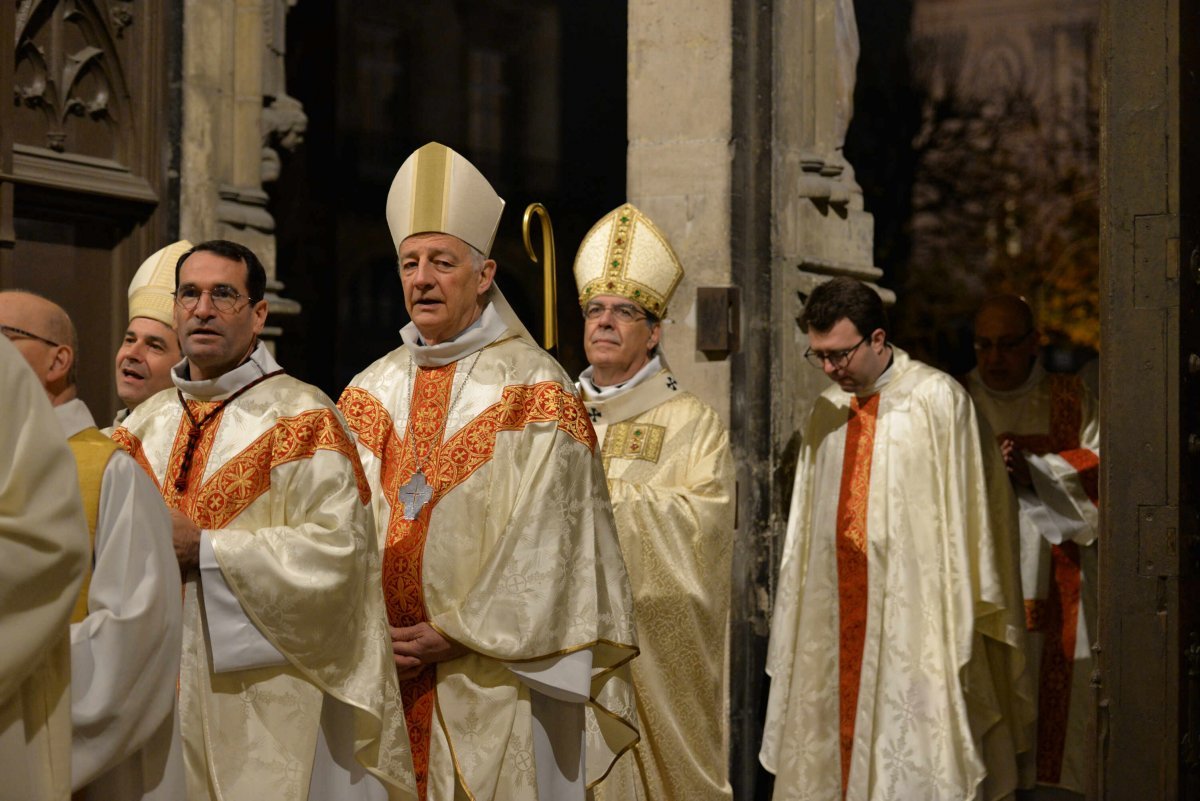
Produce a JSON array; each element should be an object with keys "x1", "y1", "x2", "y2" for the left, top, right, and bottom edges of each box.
[
  {"x1": 508, "y1": 650, "x2": 591, "y2": 800},
  {"x1": 1025, "y1": 451, "x2": 1099, "y2": 546},
  {"x1": 69, "y1": 453, "x2": 182, "y2": 788},
  {"x1": 198, "y1": 531, "x2": 288, "y2": 672}
]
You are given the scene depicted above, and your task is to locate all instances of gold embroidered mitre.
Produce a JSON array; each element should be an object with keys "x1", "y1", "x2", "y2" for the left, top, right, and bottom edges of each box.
[
  {"x1": 385, "y1": 142, "x2": 505, "y2": 257},
  {"x1": 129, "y1": 240, "x2": 193, "y2": 326},
  {"x1": 573, "y1": 203, "x2": 684, "y2": 317}
]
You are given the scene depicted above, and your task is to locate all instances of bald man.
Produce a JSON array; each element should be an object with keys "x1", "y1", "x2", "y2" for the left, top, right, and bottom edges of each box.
[
  {"x1": 0, "y1": 291, "x2": 184, "y2": 801},
  {"x1": 966, "y1": 295, "x2": 1099, "y2": 799}
]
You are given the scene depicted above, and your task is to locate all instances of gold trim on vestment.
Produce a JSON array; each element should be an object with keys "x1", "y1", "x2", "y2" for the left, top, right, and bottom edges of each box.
[
  {"x1": 584, "y1": 698, "x2": 642, "y2": 790},
  {"x1": 434, "y1": 695, "x2": 478, "y2": 801}
]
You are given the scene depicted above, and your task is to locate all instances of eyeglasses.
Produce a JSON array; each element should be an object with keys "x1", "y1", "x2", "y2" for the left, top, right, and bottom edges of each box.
[
  {"x1": 174, "y1": 285, "x2": 251, "y2": 313},
  {"x1": 0, "y1": 324, "x2": 60, "y2": 348},
  {"x1": 973, "y1": 331, "x2": 1033, "y2": 353},
  {"x1": 804, "y1": 337, "x2": 866, "y2": 370},
  {"x1": 583, "y1": 302, "x2": 648, "y2": 324}
]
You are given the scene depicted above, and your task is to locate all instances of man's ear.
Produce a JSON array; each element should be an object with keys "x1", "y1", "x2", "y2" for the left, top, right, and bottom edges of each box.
[
  {"x1": 477, "y1": 259, "x2": 497, "y2": 296},
  {"x1": 647, "y1": 322, "x2": 662, "y2": 353},
  {"x1": 250, "y1": 299, "x2": 269, "y2": 335},
  {"x1": 870, "y1": 327, "x2": 887, "y2": 350},
  {"x1": 46, "y1": 344, "x2": 73, "y2": 384}
]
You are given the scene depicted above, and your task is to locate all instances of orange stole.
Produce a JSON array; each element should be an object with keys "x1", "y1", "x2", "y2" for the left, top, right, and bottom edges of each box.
[
  {"x1": 1004, "y1": 373, "x2": 1095, "y2": 785},
  {"x1": 338, "y1": 373, "x2": 597, "y2": 800},
  {"x1": 835, "y1": 393, "x2": 879, "y2": 795}
]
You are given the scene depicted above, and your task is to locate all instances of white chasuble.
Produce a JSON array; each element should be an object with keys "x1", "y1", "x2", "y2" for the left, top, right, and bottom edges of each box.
[
  {"x1": 53, "y1": 399, "x2": 185, "y2": 801},
  {"x1": 580, "y1": 367, "x2": 735, "y2": 801},
  {"x1": 967, "y1": 367, "x2": 1099, "y2": 795},
  {"x1": 113, "y1": 344, "x2": 415, "y2": 801},
  {"x1": 0, "y1": 338, "x2": 89, "y2": 801},
  {"x1": 761, "y1": 348, "x2": 1033, "y2": 801},
  {"x1": 339, "y1": 307, "x2": 639, "y2": 801}
]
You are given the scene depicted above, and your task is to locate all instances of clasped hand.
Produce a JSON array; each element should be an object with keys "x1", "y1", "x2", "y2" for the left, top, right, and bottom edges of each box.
[{"x1": 392, "y1": 622, "x2": 468, "y2": 681}]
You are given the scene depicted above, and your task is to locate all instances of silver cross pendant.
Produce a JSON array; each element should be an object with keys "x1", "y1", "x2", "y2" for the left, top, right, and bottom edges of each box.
[{"x1": 398, "y1": 469, "x2": 434, "y2": 521}]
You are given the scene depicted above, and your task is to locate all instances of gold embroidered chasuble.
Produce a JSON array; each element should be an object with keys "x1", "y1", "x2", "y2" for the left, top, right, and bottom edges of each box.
[
  {"x1": 966, "y1": 367, "x2": 1099, "y2": 794},
  {"x1": 0, "y1": 338, "x2": 89, "y2": 801},
  {"x1": 579, "y1": 367, "x2": 735, "y2": 801},
  {"x1": 761, "y1": 348, "x2": 1033, "y2": 801},
  {"x1": 113, "y1": 347, "x2": 415, "y2": 801},
  {"x1": 339, "y1": 316, "x2": 639, "y2": 801}
]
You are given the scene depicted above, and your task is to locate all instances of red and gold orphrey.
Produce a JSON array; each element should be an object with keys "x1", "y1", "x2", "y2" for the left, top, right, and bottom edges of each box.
[
  {"x1": 339, "y1": 369, "x2": 596, "y2": 800},
  {"x1": 113, "y1": 403, "x2": 368, "y2": 529},
  {"x1": 834, "y1": 392, "x2": 880, "y2": 797},
  {"x1": 1003, "y1": 374, "x2": 1098, "y2": 785}
]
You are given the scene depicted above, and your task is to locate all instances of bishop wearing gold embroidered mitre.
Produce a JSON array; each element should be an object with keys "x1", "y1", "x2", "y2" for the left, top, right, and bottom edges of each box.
[
  {"x1": 572, "y1": 204, "x2": 735, "y2": 801},
  {"x1": 760, "y1": 278, "x2": 1034, "y2": 801},
  {"x1": 113, "y1": 240, "x2": 415, "y2": 801},
  {"x1": 337, "y1": 142, "x2": 639, "y2": 801},
  {"x1": 966, "y1": 295, "x2": 1099, "y2": 799}
]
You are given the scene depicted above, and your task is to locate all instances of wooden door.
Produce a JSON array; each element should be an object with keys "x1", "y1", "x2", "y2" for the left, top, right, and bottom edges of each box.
[
  {"x1": 1, "y1": 0, "x2": 173, "y2": 422},
  {"x1": 1098, "y1": 0, "x2": 1200, "y2": 797}
]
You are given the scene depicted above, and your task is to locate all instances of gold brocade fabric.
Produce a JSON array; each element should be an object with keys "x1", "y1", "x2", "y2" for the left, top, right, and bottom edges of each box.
[
  {"x1": 762, "y1": 348, "x2": 1033, "y2": 801},
  {"x1": 584, "y1": 382, "x2": 735, "y2": 801},
  {"x1": 340, "y1": 332, "x2": 639, "y2": 801},
  {"x1": 966, "y1": 369, "x2": 1100, "y2": 794},
  {"x1": 65, "y1": 428, "x2": 118, "y2": 625},
  {"x1": 113, "y1": 376, "x2": 415, "y2": 801},
  {"x1": 0, "y1": 338, "x2": 89, "y2": 801}
]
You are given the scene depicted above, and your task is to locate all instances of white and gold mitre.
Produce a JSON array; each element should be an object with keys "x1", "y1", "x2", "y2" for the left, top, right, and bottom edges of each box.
[
  {"x1": 573, "y1": 203, "x2": 684, "y2": 317},
  {"x1": 385, "y1": 142, "x2": 505, "y2": 257},
  {"x1": 128, "y1": 239, "x2": 193, "y2": 326}
]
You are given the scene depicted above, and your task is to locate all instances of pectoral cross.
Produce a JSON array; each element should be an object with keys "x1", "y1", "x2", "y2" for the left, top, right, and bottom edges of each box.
[{"x1": 399, "y1": 470, "x2": 434, "y2": 521}]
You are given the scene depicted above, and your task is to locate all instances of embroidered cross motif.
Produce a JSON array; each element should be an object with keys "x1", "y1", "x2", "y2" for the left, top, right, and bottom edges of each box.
[
  {"x1": 589, "y1": 407, "x2": 602, "y2": 422},
  {"x1": 398, "y1": 470, "x2": 434, "y2": 521},
  {"x1": 666, "y1": 376, "x2": 678, "y2": 391}
]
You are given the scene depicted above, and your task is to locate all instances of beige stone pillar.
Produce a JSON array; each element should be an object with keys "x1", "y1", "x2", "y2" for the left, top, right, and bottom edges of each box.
[
  {"x1": 180, "y1": 0, "x2": 302, "y2": 331},
  {"x1": 627, "y1": 0, "x2": 734, "y2": 423}
]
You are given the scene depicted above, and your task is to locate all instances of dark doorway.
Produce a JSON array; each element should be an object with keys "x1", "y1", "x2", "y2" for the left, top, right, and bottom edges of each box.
[{"x1": 271, "y1": 2, "x2": 628, "y2": 398}]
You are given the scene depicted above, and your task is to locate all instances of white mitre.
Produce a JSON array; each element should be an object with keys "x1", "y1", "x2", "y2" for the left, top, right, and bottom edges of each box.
[
  {"x1": 128, "y1": 240, "x2": 193, "y2": 325},
  {"x1": 573, "y1": 203, "x2": 684, "y2": 317},
  {"x1": 385, "y1": 142, "x2": 505, "y2": 257}
]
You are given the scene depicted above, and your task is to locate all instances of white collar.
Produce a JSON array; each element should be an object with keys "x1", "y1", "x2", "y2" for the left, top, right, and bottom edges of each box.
[
  {"x1": 172, "y1": 341, "x2": 282, "y2": 401},
  {"x1": 579, "y1": 354, "x2": 663, "y2": 401},
  {"x1": 53, "y1": 398, "x2": 98, "y2": 439},
  {"x1": 401, "y1": 301, "x2": 510, "y2": 368},
  {"x1": 967, "y1": 360, "x2": 1045, "y2": 400}
]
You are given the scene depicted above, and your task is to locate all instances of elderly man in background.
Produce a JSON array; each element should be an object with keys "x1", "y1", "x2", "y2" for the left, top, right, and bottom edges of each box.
[
  {"x1": 573, "y1": 203, "x2": 735, "y2": 801},
  {"x1": 0, "y1": 290, "x2": 184, "y2": 800},
  {"x1": 966, "y1": 294, "x2": 1099, "y2": 799},
  {"x1": 113, "y1": 240, "x2": 413, "y2": 800},
  {"x1": 108, "y1": 241, "x2": 190, "y2": 431},
  {"x1": 0, "y1": 335, "x2": 89, "y2": 801},
  {"x1": 760, "y1": 277, "x2": 1033, "y2": 801},
  {"x1": 339, "y1": 142, "x2": 637, "y2": 801}
]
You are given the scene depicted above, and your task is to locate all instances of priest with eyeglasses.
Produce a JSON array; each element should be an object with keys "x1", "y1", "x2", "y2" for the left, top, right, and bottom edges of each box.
[
  {"x1": 337, "y1": 143, "x2": 637, "y2": 801},
  {"x1": 759, "y1": 277, "x2": 1034, "y2": 801},
  {"x1": 112, "y1": 239, "x2": 414, "y2": 800},
  {"x1": 574, "y1": 204, "x2": 735, "y2": 801}
]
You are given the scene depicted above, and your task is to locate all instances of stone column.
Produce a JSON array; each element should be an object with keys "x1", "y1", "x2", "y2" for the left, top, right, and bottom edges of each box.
[
  {"x1": 180, "y1": 0, "x2": 303, "y2": 335},
  {"x1": 627, "y1": 0, "x2": 734, "y2": 422},
  {"x1": 628, "y1": 2, "x2": 880, "y2": 797}
]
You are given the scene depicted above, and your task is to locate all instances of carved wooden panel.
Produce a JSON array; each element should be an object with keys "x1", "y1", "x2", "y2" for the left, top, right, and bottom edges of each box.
[{"x1": 1, "y1": 0, "x2": 171, "y2": 421}]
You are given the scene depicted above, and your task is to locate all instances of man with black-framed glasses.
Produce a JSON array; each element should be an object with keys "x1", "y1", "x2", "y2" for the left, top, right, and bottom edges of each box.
[
  {"x1": 112, "y1": 240, "x2": 413, "y2": 800},
  {"x1": 761, "y1": 277, "x2": 1032, "y2": 801},
  {"x1": 966, "y1": 294, "x2": 1099, "y2": 799}
]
